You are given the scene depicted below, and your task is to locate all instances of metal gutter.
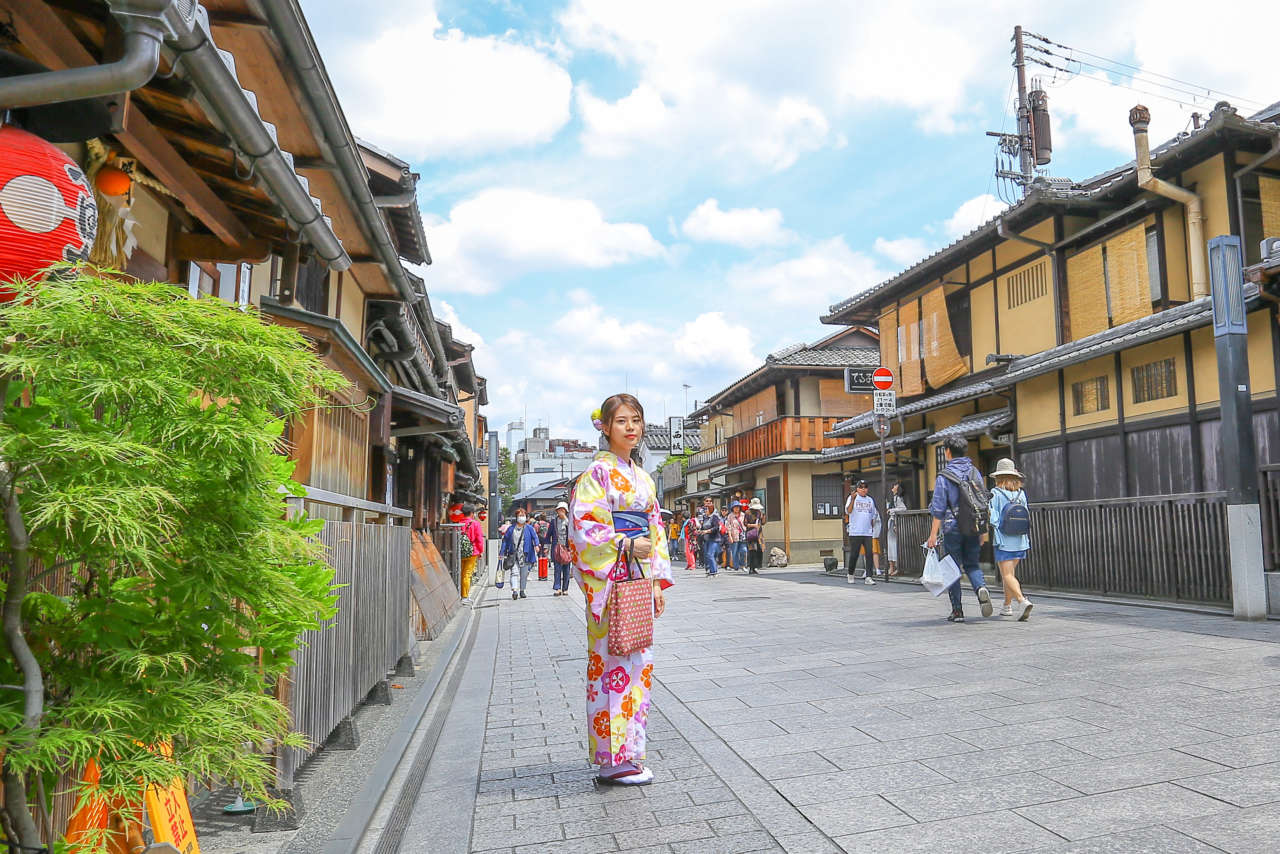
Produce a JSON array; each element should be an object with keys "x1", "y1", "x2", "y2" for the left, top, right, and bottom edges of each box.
[
  {"x1": 257, "y1": 1, "x2": 449, "y2": 379},
  {"x1": 0, "y1": 1, "x2": 163, "y2": 108},
  {"x1": 68, "y1": 0, "x2": 351, "y2": 267}
]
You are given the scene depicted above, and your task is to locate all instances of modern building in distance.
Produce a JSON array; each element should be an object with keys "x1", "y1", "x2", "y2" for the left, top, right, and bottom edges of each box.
[{"x1": 515, "y1": 427, "x2": 597, "y2": 493}]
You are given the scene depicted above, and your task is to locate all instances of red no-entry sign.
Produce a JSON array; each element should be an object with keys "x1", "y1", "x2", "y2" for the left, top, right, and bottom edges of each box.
[{"x1": 872, "y1": 367, "x2": 894, "y2": 390}]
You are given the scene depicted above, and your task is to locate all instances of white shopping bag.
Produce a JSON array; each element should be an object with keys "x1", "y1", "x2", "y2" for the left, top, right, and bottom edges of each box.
[{"x1": 920, "y1": 545, "x2": 961, "y2": 596}]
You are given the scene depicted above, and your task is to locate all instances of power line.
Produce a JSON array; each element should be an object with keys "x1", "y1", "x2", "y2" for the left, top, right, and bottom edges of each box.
[
  {"x1": 1026, "y1": 46, "x2": 1265, "y2": 112},
  {"x1": 1022, "y1": 31, "x2": 1266, "y2": 111},
  {"x1": 1027, "y1": 57, "x2": 1243, "y2": 113}
]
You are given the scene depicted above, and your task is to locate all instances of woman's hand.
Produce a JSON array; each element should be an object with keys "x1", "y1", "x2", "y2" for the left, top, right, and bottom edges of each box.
[
  {"x1": 632, "y1": 536, "x2": 653, "y2": 560},
  {"x1": 652, "y1": 581, "x2": 666, "y2": 618}
]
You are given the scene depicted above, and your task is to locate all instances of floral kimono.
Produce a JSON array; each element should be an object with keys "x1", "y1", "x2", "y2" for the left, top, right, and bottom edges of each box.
[{"x1": 570, "y1": 450, "x2": 672, "y2": 767}]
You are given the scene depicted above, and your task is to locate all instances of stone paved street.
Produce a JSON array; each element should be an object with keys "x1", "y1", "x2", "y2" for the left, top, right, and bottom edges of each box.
[{"x1": 407, "y1": 565, "x2": 1280, "y2": 853}]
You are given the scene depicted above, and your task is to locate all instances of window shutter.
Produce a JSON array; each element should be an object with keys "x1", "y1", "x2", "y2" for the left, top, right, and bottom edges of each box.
[
  {"x1": 922, "y1": 285, "x2": 969, "y2": 388},
  {"x1": 1106, "y1": 225, "x2": 1153, "y2": 325},
  {"x1": 1067, "y1": 245, "x2": 1109, "y2": 340},
  {"x1": 878, "y1": 307, "x2": 899, "y2": 392},
  {"x1": 898, "y1": 300, "x2": 925, "y2": 396}
]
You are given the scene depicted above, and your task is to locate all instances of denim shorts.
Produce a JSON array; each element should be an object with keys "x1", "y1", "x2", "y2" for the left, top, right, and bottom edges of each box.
[{"x1": 994, "y1": 548, "x2": 1027, "y2": 562}]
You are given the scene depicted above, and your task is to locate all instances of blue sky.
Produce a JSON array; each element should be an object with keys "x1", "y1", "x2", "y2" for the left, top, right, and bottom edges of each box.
[{"x1": 301, "y1": 0, "x2": 1274, "y2": 444}]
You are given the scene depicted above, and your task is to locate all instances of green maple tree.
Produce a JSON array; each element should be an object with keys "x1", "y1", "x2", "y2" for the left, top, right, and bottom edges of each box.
[{"x1": 0, "y1": 270, "x2": 343, "y2": 852}]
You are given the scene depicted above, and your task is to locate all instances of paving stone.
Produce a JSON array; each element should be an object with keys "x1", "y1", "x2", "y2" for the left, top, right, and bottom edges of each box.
[
  {"x1": 1021, "y1": 825, "x2": 1222, "y2": 853},
  {"x1": 1015, "y1": 782, "x2": 1235, "y2": 840},
  {"x1": 920, "y1": 739, "x2": 1093, "y2": 782},
  {"x1": 1172, "y1": 802, "x2": 1280, "y2": 853},
  {"x1": 955, "y1": 716, "x2": 1105, "y2": 748},
  {"x1": 1038, "y1": 749, "x2": 1227, "y2": 794},
  {"x1": 470, "y1": 821, "x2": 564, "y2": 852},
  {"x1": 1174, "y1": 761, "x2": 1280, "y2": 807},
  {"x1": 796, "y1": 796, "x2": 914, "y2": 836},
  {"x1": 1175, "y1": 731, "x2": 1280, "y2": 768},
  {"x1": 773, "y1": 762, "x2": 951, "y2": 806},
  {"x1": 834, "y1": 809, "x2": 1060, "y2": 854},
  {"x1": 669, "y1": 830, "x2": 781, "y2": 853},
  {"x1": 513, "y1": 838, "x2": 618, "y2": 854},
  {"x1": 883, "y1": 770, "x2": 1079, "y2": 822},
  {"x1": 621, "y1": 820, "x2": 718, "y2": 847},
  {"x1": 1055, "y1": 721, "x2": 1222, "y2": 759},
  {"x1": 745, "y1": 751, "x2": 839, "y2": 780},
  {"x1": 773, "y1": 831, "x2": 843, "y2": 854}
]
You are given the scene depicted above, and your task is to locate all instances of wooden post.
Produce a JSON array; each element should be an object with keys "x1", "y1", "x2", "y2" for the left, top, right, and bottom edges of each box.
[{"x1": 782, "y1": 462, "x2": 791, "y2": 557}]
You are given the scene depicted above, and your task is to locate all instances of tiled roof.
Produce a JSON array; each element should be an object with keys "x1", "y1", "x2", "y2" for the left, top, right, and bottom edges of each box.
[
  {"x1": 820, "y1": 429, "x2": 931, "y2": 462},
  {"x1": 826, "y1": 378, "x2": 999, "y2": 438},
  {"x1": 925, "y1": 408, "x2": 1012, "y2": 443},
  {"x1": 989, "y1": 290, "x2": 1262, "y2": 388},
  {"x1": 644, "y1": 424, "x2": 703, "y2": 452},
  {"x1": 822, "y1": 103, "x2": 1280, "y2": 325},
  {"x1": 769, "y1": 346, "x2": 880, "y2": 367}
]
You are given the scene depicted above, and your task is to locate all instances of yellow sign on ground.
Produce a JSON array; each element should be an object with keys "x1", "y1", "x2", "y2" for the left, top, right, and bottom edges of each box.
[{"x1": 144, "y1": 777, "x2": 200, "y2": 854}]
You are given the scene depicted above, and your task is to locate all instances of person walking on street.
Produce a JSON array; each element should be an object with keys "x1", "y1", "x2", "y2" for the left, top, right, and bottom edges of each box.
[
  {"x1": 700, "y1": 497, "x2": 723, "y2": 577},
  {"x1": 845, "y1": 480, "x2": 880, "y2": 586},
  {"x1": 745, "y1": 498, "x2": 765, "y2": 574},
  {"x1": 571, "y1": 393, "x2": 673, "y2": 785},
  {"x1": 498, "y1": 510, "x2": 538, "y2": 600},
  {"x1": 989, "y1": 459, "x2": 1034, "y2": 620},
  {"x1": 725, "y1": 503, "x2": 747, "y2": 571},
  {"x1": 926, "y1": 436, "x2": 994, "y2": 623},
  {"x1": 683, "y1": 510, "x2": 700, "y2": 569},
  {"x1": 886, "y1": 482, "x2": 908, "y2": 577},
  {"x1": 548, "y1": 501, "x2": 574, "y2": 597},
  {"x1": 459, "y1": 502, "x2": 484, "y2": 599}
]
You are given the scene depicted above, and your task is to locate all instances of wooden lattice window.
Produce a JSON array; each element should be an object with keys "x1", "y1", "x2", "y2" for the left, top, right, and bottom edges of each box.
[
  {"x1": 1131, "y1": 357, "x2": 1177, "y2": 404},
  {"x1": 1006, "y1": 261, "x2": 1048, "y2": 309},
  {"x1": 1071, "y1": 376, "x2": 1110, "y2": 415},
  {"x1": 811, "y1": 474, "x2": 844, "y2": 520}
]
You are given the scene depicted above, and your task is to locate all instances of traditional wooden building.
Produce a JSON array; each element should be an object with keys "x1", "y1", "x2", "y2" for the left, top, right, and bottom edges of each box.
[
  {"x1": 820, "y1": 100, "x2": 1280, "y2": 601},
  {"x1": 686, "y1": 327, "x2": 878, "y2": 563}
]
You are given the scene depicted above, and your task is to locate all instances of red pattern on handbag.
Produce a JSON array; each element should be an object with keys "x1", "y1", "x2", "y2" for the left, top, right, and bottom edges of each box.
[{"x1": 607, "y1": 545, "x2": 653, "y2": 656}]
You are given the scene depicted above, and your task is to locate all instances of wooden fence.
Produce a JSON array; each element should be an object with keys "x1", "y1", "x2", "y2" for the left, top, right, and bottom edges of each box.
[
  {"x1": 1262, "y1": 464, "x2": 1280, "y2": 571},
  {"x1": 277, "y1": 488, "x2": 414, "y2": 791},
  {"x1": 886, "y1": 491, "x2": 1232, "y2": 606}
]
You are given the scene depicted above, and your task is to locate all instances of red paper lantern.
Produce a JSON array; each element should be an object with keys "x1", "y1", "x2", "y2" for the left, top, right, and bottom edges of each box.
[
  {"x1": 448, "y1": 503, "x2": 465, "y2": 523},
  {"x1": 0, "y1": 125, "x2": 97, "y2": 294}
]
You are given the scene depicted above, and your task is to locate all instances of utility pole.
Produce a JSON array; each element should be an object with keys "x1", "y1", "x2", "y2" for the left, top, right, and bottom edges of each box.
[
  {"x1": 1013, "y1": 25, "x2": 1035, "y2": 189},
  {"x1": 682, "y1": 383, "x2": 691, "y2": 415}
]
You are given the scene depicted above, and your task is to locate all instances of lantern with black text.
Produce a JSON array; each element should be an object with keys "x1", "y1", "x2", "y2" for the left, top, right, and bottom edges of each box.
[
  {"x1": 448, "y1": 503, "x2": 465, "y2": 523},
  {"x1": 0, "y1": 125, "x2": 97, "y2": 296}
]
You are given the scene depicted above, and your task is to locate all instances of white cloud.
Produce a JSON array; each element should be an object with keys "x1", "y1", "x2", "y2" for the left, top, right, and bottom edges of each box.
[
  {"x1": 873, "y1": 236, "x2": 932, "y2": 267},
  {"x1": 329, "y1": 3, "x2": 571, "y2": 159},
  {"x1": 727, "y1": 237, "x2": 891, "y2": 307},
  {"x1": 681, "y1": 199, "x2": 792, "y2": 248},
  {"x1": 479, "y1": 293, "x2": 759, "y2": 444},
  {"x1": 423, "y1": 188, "x2": 665, "y2": 294},
  {"x1": 944, "y1": 194, "x2": 1007, "y2": 239}
]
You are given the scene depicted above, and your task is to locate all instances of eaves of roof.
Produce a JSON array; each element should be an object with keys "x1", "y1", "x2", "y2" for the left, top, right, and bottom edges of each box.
[
  {"x1": 822, "y1": 104, "x2": 1280, "y2": 327},
  {"x1": 819, "y1": 429, "x2": 931, "y2": 463},
  {"x1": 990, "y1": 290, "x2": 1259, "y2": 388},
  {"x1": 391, "y1": 384, "x2": 465, "y2": 427},
  {"x1": 690, "y1": 346, "x2": 879, "y2": 418},
  {"x1": 826, "y1": 377, "x2": 1001, "y2": 438},
  {"x1": 260, "y1": 297, "x2": 391, "y2": 393},
  {"x1": 925, "y1": 408, "x2": 1013, "y2": 443}
]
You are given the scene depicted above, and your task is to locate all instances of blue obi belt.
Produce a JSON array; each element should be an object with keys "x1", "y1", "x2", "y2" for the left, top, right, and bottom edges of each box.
[{"x1": 612, "y1": 511, "x2": 649, "y2": 539}]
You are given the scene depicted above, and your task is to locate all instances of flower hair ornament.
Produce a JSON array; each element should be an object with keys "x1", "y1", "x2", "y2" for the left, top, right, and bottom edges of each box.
[{"x1": 591, "y1": 408, "x2": 604, "y2": 432}]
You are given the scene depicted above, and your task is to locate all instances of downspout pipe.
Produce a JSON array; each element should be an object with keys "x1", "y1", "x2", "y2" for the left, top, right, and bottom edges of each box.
[
  {"x1": 1130, "y1": 104, "x2": 1208, "y2": 299},
  {"x1": 0, "y1": 23, "x2": 162, "y2": 109},
  {"x1": 153, "y1": 3, "x2": 349, "y2": 269},
  {"x1": 996, "y1": 219, "x2": 1053, "y2": 254}
]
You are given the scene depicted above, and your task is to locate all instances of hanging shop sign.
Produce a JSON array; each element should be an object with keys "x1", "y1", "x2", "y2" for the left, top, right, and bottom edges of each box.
[{"x1": 0, "y1": 125, "x2": 97, "y2": 293}]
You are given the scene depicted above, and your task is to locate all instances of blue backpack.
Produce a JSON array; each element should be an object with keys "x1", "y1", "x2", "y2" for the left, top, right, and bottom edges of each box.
[{"x1": 997, "y1": 489, "x2": 1031, "y2": 536}]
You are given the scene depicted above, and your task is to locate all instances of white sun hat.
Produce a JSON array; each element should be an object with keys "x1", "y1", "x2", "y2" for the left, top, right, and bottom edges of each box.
[{"x1": 989, "y1": 458, "x2": 1025, "y2": 480}]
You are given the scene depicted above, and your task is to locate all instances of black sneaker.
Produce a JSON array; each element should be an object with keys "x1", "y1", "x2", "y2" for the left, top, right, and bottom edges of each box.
[
  {"x1": 512, "y1": 591, "x2": 518, "y2": 601},
  {"x1": 947, "y1": 611, "x2": 965, "y2": 623},
  {"x1": 519, "y1": 591, "x2": 527, "y2": 599}
]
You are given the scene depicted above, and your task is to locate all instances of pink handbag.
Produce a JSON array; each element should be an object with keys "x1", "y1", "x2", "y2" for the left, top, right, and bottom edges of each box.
[{"x1": 607, "y1": 545, "x2": 654, "y2": 656}]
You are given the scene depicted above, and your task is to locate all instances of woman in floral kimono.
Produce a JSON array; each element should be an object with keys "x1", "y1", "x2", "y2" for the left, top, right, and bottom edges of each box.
[{"x1": 570, "y1": 393, "x2": 673, "y2": 786}]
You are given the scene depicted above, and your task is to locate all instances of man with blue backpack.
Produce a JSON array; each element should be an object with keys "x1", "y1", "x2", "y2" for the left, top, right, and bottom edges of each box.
[
  {"x1": 926, "y1": 437, "x2": 994, "y2": 623},
  {"x1": 989, "y1": 458, "x2": 1033, "y2": 621}
]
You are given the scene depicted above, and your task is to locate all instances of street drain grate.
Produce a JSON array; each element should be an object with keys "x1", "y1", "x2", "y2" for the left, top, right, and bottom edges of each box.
[{"x1": 712, "y1": 596, "x2": 771, "y2": 602}]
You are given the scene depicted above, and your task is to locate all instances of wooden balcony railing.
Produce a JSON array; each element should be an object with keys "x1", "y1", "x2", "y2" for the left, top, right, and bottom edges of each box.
[
  {"x1": 688, "y1": 443, "x2": 727, "y2": 471},
  {"x1": 727, "y1": 417, "x2": 854, "y2": 467}
]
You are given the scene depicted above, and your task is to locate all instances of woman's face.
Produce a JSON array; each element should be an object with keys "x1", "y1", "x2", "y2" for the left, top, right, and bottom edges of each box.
[{"x1": 606, "y1": 404, "x2": 643, "y2": 455}]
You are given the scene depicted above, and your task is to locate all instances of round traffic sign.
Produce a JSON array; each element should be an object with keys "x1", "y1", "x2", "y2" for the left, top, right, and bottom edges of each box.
[{"x1": 872, "y1": 367, "x2": 894, "y2": 390}]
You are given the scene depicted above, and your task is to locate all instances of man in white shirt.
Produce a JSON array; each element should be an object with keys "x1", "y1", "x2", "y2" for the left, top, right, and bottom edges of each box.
[{"x1": 845, "y1": 480, "x2": 880, "y2": 586}]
